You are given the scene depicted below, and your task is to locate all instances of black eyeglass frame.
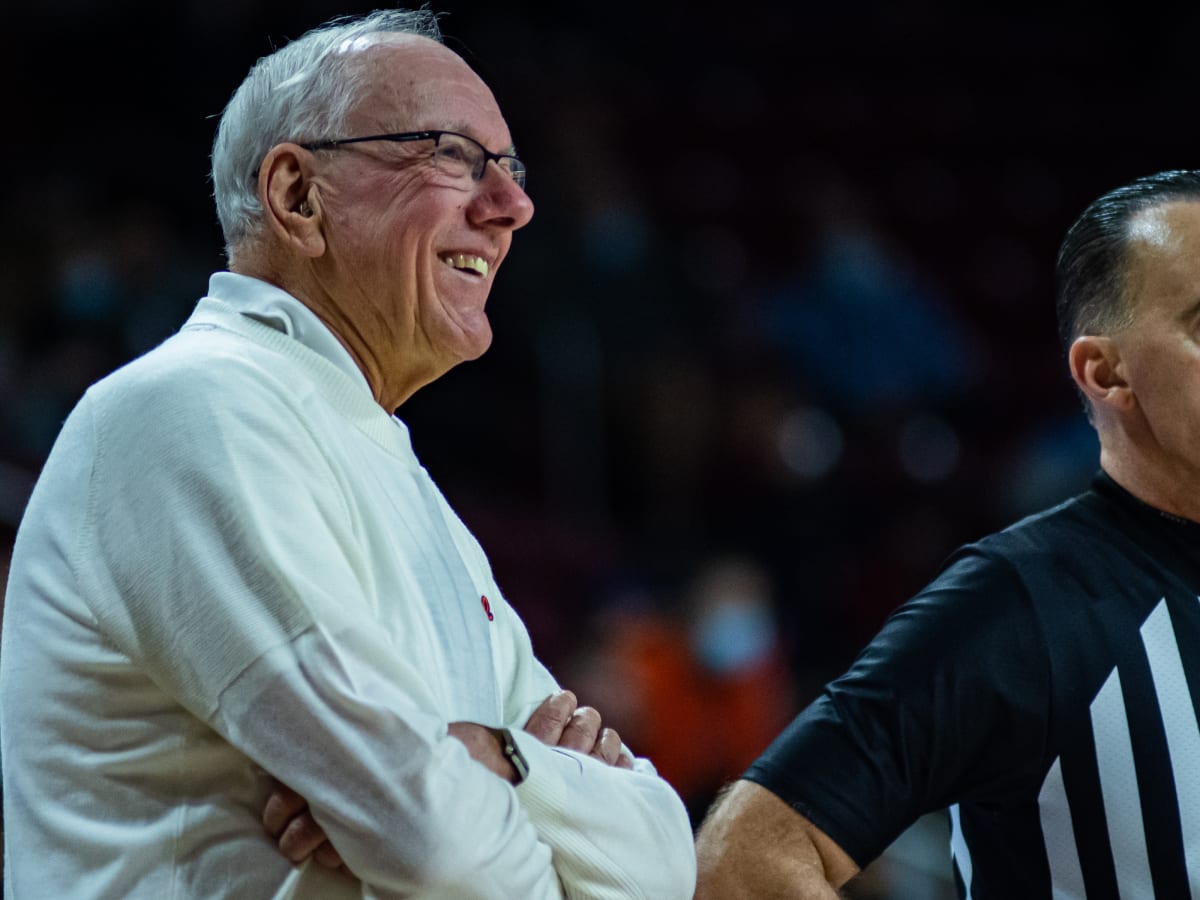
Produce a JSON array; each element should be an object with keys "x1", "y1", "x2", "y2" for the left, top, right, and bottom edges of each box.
[{"x1": 299, "y1": 130, "x2": 526, "y2": 188}]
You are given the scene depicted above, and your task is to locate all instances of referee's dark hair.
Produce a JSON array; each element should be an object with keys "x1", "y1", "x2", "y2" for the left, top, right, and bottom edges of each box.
[
  {"x1": 1056, "y1": 169, "x2": 1200, "y2": 352},
  {"x1": 1055, "y1": 169, "x2": 1200, "y2": 417}
]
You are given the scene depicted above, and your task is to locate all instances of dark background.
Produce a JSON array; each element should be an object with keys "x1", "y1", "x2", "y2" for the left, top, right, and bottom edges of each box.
[{"x1": 2, "y1": 3, "x2": 1196, "y2": 893}]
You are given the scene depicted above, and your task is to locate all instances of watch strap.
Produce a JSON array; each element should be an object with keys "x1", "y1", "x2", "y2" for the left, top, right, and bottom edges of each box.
[{"x1": 493, "y1": 726, "x2": 530, "y2": 784}]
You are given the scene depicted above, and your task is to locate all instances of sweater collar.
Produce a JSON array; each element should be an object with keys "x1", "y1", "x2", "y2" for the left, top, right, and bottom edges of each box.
[
  {"x1": 204, "y1": 272, "x2": 371, "y2": 395},
  {"x1": 190, "y1": 273, "x2": 418, "y2": 461}
]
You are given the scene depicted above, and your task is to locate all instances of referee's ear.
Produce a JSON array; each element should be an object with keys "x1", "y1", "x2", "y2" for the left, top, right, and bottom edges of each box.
[{"x1": 1069, "y1": 334, "x2": 1132, "y2": 413}]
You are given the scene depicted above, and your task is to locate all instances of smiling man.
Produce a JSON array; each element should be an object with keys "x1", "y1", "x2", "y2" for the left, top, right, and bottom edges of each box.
[{"x1": 0, "y1": 10, "x2": 695, "y2": 899}]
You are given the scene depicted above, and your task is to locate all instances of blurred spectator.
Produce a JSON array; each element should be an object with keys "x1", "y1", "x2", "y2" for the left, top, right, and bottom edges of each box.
[
  {"x1": 752, "y1": 168, "x2": 980, "y2": 421},
  {"x1": 565, "y1": 555, "x2": 797, "y2": 822}
]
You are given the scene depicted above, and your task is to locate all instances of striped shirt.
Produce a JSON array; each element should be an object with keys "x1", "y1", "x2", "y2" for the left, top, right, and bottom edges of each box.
[{"x1": 746, "y1": 472, "x2": 1200, "y2": 899}]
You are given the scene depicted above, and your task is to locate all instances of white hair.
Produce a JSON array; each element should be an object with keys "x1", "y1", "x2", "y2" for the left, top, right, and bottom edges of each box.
[{"x1": 211, "y1": 7, "x2": 443, "y2": 256}]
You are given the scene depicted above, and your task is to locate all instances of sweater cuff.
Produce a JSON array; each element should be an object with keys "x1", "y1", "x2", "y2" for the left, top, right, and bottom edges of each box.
[{"x1": 509, "y1": 727, "x2": 572, "y2": 810}]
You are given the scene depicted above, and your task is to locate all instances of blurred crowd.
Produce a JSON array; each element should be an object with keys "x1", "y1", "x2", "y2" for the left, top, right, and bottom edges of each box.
[{"x1": 5, "y1": 3, "x2": 1198, "y2": 896}]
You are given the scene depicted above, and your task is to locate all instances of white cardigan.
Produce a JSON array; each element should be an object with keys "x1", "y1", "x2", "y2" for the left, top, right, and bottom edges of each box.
[{"x1": 0, "y1": 272, "x2": 696, "y2": 899}]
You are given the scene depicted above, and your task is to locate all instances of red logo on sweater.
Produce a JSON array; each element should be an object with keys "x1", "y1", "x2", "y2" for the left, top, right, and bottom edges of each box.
[{"x1": 481, "y1": 595, "x2": 494, "y2": 621}]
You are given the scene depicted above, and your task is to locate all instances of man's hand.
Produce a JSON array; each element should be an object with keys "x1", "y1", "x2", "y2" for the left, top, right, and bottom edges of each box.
[
  {"x1": 445, "y1": 690, "x2": 635, "y2": 779},
  {"x1": 261, "y1": 780, "x2": 347, "y2": 872},
  {"x1": 523, "y1": 689, "x2": 635, "y2": 768},
  {"x1": 447, "y1": 722, "x2": 523, "y2": 782}
]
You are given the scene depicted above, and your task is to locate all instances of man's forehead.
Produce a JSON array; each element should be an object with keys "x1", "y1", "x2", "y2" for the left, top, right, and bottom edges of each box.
[
  {"x1": 343, "y1": 37, "x2": 505, "y2": 140},
  {"x1": 1127, "y1": 204, "x2": 1178, "y2": 252},
  {"x1": 1126, "y1": 200, "x2": 1200, "y2": 255},
  {"x1": 345, "y1": 36, "x2": 487, "y2": 102},
  {"x1": 1122, "y1": 200, "x2": 1200, "y2": 317}
]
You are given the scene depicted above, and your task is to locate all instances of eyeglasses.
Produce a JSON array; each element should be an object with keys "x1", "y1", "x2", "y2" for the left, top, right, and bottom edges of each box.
[{"x1": 300, "y1": 130, "x2": 527, "y2": 190}]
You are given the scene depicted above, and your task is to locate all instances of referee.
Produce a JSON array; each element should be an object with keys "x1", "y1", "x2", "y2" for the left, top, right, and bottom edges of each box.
[{"x1": 695, "y1": 168, "x2": 1200, "y2": 899}]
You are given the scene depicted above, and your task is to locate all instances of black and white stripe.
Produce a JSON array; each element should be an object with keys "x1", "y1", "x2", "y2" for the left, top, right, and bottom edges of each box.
[{"x1": 1031, "y1": 597, "x2": 1200, "y2": 899}]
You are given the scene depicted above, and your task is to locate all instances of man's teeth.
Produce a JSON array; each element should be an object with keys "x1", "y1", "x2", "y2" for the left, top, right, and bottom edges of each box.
[{"x1": 440, "y1": 254, "x2": 489, "y2": 277}]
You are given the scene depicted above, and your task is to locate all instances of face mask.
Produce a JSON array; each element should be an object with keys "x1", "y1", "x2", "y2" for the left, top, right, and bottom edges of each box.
[{"x1": 690, "y1": 601, "x2": 776, "y2": 675}]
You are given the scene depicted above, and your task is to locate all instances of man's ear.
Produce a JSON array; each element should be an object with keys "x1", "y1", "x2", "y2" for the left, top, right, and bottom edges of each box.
[
  {"x1": 1069, "y1": 334, "x2": 1134, "y2": 412},
  {"x1": 258, "y1": 143, "x2": 326, "y2": 258}
]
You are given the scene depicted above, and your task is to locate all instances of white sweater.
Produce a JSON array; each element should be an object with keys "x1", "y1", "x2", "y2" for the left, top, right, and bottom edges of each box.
[{"x1": 0, "y1": 272, "x2": 696, "y2": 899}]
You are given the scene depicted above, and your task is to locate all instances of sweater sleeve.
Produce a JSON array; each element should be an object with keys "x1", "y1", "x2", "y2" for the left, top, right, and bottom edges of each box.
[
  {"x1": 511, "y1": 698, "x2": 697, "y2": 900},
  {"x1": 72, "y1": 356, "x2": 565, "y2": 899},
  {"x1": 484, "y1": 583, "x2": 697, "y2": 900}
]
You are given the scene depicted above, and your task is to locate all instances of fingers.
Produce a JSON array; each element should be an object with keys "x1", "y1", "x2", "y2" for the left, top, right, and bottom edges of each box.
[
  {"x1": 559, "y1": 705, "x2": 603, "y2": 753},
  {"x1": 523, "y1": 691, "x2": 638, "y2": 768},
  {"x1": 589, "y1": 726, "x2": 624, "y2": 766},
  {"x1": 522, "y1": 689, "x2": 577, "y2": 744},
  {"x1": 314, "y1": 842, "x2": 345, "y2": 870},
  {"x1": 262, "y1": 781, "x2": 308, "y2": 838},
  {"x1": 263, "y1": 780, "x2": 340, "y2": 869},
  {"x1": 278, "y1": 810, "x2": 330, "y2": 864},
  {"x1": 590, "y1": 726, "x2": 635, "y2": 768}
]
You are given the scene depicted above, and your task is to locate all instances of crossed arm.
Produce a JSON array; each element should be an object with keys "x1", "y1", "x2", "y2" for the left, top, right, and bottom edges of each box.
[{"x1": 265, "y1": 689, "x2": 633, "y2": 870}]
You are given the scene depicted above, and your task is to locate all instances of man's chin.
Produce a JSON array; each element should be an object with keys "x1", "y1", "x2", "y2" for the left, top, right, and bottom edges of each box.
[
  {"x1": 462, "y1": 341, "x2": 492, "y2": 363},
  {"x1": 449, "y1": 323, "x2": 493, "y2": 364}
]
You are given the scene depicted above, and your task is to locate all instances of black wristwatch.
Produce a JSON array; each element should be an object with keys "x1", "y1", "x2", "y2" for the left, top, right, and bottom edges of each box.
[{"x1": 492, "y1": 726, "x2": 530, "y2": 785}]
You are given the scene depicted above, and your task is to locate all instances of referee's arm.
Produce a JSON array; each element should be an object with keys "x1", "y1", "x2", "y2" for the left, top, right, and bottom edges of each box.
[{"x1": 695, "y1": 778, "x2": 857, "y2": 899}]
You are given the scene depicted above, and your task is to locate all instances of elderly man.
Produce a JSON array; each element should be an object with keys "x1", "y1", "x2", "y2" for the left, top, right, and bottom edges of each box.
[
  {"x1": 0, "y1": 9, "x2": 695, "y2": 898},
  {"x1": 695, "y1": 168, "x2": 1200, "y2": 897}
]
